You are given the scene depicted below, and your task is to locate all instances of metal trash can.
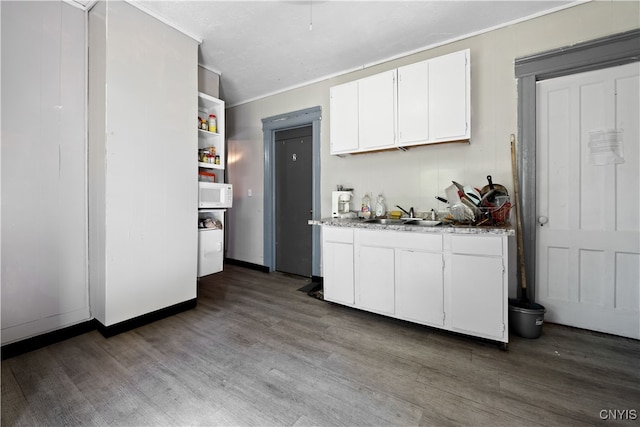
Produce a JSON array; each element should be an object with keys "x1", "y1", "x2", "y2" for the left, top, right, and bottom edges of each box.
[{"x1": 509, "y1": 299, "x2": 546, "y2": 339}]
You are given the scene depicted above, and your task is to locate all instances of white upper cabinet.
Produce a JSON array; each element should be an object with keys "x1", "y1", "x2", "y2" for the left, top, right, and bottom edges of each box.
[
  {"x1": 330, "y1": 49, "x2": 470, "y2": 155},
  {"x1": 329, "y1": 81, "x2": 359, "y2": 154},
  {"x1": 428, "y1": 49, "x2": 470, "y2": 142},
  {"x1": 330, "y1": 71, "x2": 396, "y2": 154},
  {"x1": 397, "y1": 60, "x2": 430, "y2": 146},
  {"x1": 358, "y1": 70, "x2": 397, "y2": 151}
]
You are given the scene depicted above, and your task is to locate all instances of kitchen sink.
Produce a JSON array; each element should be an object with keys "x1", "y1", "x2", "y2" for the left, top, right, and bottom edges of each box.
[
  {"x1": 364, "y1": 218, "x2": 405, "y2": 225},
  {"x1": 364, "y1": 218, "x2": 442, "y2": 227},
  {"x1": 403, "y1": 219, "x2": 442, "y2": 227}
]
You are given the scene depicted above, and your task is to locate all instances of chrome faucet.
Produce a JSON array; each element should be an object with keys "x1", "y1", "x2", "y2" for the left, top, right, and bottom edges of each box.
[{"x1": 396, "y1": 205, "x2": 414, "y2": 218}]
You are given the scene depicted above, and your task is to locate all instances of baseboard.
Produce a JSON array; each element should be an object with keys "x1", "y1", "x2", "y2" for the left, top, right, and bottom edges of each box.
[
  {"x1": 312, "y1": 275, "x2": 323, "y2": 285},
  {"x1": 1, "y1": 320, "x2": 96, "y2": 360},
  {"x1": 224, "y1": 258, "x2": 269, "y2": 273},
  {"x1": 95, "y1": 298, "x2": 197, "y2": 338},
  {"x1": 2, "y1": 299, "x2": 198, "y2": 359}
]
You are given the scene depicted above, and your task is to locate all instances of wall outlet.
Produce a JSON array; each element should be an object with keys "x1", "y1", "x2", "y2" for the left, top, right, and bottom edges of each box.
[{"x1": 248, "y1": 189, "x2": 252, "y2": 197}]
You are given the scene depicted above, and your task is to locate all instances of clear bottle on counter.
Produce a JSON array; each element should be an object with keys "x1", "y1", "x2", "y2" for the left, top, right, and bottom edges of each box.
[
  {"x1": 375, "y1": 194, "x2": 386, "y2": 218},
  {"x1": 361, "y1": 193, "x2": 371, "y2": 219}
]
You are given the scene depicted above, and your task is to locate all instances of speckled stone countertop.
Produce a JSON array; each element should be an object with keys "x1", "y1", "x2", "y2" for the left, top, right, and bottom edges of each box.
[{"x1": 308, "y1": 218, "x2": 515, "y2": 235}]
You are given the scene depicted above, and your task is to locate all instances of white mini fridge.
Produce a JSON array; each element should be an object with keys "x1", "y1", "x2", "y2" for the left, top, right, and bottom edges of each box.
[{"x1": 198, "y1": 209, "x2": 225, "y2": 277}]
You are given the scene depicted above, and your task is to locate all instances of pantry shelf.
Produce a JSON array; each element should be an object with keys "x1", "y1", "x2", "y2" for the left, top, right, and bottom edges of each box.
[
  {"x1": 198, "y1": 162, "x2": 224, "y2": 170},
  {"x1": 197, "y1": 91, "x2": 225, "y2": 169}
]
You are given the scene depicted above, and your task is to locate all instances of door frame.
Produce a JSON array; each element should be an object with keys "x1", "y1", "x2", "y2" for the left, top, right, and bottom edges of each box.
[
  {"x1": 515, "y1": 29, "x2": 639, "y2": 301},
  {"x1": 262, "y1": 106, "x2": 322, "y2": 275}
]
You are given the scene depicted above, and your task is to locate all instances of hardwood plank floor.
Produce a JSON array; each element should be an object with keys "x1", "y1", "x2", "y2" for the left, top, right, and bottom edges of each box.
[{"x1": 2, "y1": 264, "x2": 639, "y2": 426}]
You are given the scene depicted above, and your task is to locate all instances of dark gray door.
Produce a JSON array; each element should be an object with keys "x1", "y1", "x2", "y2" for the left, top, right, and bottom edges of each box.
[{"x1": 275, "y1": 126, "x2": 312, "y2": 277}]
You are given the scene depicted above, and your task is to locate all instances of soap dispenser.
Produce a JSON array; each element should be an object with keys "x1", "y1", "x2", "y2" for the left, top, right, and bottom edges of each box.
[{"x1": 375, "y1": 194, "x2": 386, "y2": 218}]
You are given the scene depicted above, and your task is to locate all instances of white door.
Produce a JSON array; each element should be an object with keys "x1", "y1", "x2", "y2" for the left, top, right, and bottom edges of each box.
[{"x1": 536, "y1": 62, "x2": 640, "y2": 339}]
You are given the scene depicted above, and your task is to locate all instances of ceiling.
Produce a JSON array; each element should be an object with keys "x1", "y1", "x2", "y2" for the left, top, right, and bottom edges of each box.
[{"x1": 127, "y1": 0, "x2": 578, "y2": 107}]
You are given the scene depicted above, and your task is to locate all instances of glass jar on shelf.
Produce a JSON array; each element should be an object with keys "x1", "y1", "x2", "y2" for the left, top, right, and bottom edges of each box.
[{"x1": 208, "y1": 114, "x2": 217, "y2": 133}]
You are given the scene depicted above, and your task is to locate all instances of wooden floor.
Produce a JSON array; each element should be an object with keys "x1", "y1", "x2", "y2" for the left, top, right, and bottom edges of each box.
[{"x1": 2, "y1": 265, "x2": 639, "y2": 426}]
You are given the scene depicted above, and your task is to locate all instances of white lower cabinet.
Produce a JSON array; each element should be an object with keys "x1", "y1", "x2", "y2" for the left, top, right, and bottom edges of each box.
[
  {"x1": 322, "y1": 227, "x2": 355, "y2": 305},
  {"x1": 355, "y1": 229, "x2": 444, "y2": 320},
  {"x1": 354, "y1": 230, "x2": 395, "y2": 314},
  {"x1": 357, "y1": 245, "x2": 395, "y2": 315},
  {"x1": 450, "y1": 254, "x2": 505, "y2": 340},
  {"x1": 322, "y1": 226, "x2": 510, "y2": 344},
  {"x1": 447, "y1": 235, "x2": 508, "y2": 341},
  {"x1": 396, "y1": 249, "x2": 444, "y2": 326},
  {"x1": 198, "y1": 229, "x2": 224, "y2": 277}
]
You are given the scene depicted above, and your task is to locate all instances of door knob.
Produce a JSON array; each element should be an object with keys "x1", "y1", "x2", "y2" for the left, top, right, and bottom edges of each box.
[{"x1": 538, "y1": 216, "x2": 548, "y2": 226}]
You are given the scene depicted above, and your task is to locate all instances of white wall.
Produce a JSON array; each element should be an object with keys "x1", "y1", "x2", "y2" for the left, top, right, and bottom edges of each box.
[
  {"x1": 198, "y1": 66, "x2": 220, "y2": 98},
  {"x1": 1, "y1": 1, "x2": 89, "y2": 344},
  {"x1": 88, "y1": 1, "x2": 198, "y2": 327},
  {"x1": 225, "y1": 1, "x2": 640, "y2": 267},
  {"x1": 88, "y1": 0, "x2": 107, "y2": 324}
]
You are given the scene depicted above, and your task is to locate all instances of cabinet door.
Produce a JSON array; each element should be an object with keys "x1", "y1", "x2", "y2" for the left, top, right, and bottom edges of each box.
[
  {"x1": 449, "y1": 254, "x2": 505, "y2": 340},
  {"x1": 357, "y1": 245, "x2": 395, "y2": 315},
  {"x1": 358, "y1": 70, "x2": 396, "y2": 151},
  {"x1": 198, "y1": 229, "x2": 224, "y2": 277},
  {"x1": 396, "y1": 250, "x2": 444, "y2": 326},
  {"x1": 428, "y1": 49, "x2": 469, "y2": 141},
  {"x1": 330, "y1": 81, "x2": 359, "y2": 154},
  {"x1": 323, "y1": 241, "x2": 355, "y2": 305},
  {"x1": 397, "y1": 60, "x2": 429, "y2": 146}
]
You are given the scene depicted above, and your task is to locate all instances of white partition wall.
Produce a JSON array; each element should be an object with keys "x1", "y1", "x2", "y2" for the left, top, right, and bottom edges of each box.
[
  {"x1": 88, "y1": 1, "x2": 198, "y2": 327},
  {"x1": 1, "y1": 1, "x2": 89, "y2": 344}
]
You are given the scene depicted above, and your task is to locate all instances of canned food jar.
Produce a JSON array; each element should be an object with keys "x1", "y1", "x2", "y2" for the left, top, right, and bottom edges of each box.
[{"x1": 208, "y1": 114, "x2": 217, "y2": 133}]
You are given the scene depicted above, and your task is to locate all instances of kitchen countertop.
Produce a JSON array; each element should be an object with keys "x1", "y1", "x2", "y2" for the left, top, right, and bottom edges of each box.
[{"x1": 308, "y1": 218, "x2": 515, "y2": 235}]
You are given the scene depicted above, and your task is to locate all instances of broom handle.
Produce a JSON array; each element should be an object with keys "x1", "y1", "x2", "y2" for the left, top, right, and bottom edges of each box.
[{"x1": 511, "y1": 134, "x2": 528, "y2": 292}]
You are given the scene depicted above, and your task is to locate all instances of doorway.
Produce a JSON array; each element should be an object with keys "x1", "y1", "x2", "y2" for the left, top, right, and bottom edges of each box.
[
  {"x1": 275, "y1": 126, "x2": 313, "y2": 276},
  {"x1": 536, "y1": 63, "x2": 639, "y2": 338},
  {"x1": 262, "y1": 107, "x2": 322, "y2": 276},
  {"x1": 515, "y1": 29, "x2": 640, "y2": 338}
]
